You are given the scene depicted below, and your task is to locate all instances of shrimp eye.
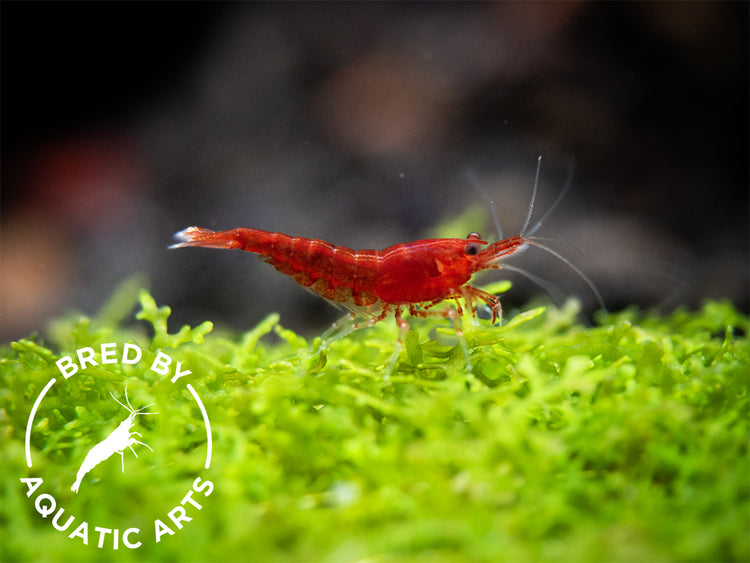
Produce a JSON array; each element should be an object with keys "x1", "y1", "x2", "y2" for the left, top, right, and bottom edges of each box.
[{"x1": 465, "y1": 242, "x2": 482, "y2": 256}]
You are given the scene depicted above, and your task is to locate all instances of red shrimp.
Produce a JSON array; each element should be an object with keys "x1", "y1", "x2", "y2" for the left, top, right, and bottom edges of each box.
[
  {"x1": 170, "y1": 228, "x2": 524, "y2": 374},
  {"x1": 170, "y1": 228, "x2": 523, "y2": 325},
  {"x1": 170, "y1": 158, "x2": 604, "y2": 373}
]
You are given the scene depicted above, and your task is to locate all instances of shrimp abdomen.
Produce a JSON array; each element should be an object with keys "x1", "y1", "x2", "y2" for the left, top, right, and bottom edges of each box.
[{"x1": 172, "y1": 227, "x2": 383, "y2": 308}]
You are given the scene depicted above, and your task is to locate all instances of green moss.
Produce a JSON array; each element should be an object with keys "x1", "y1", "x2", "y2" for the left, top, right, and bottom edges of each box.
[{"x1": 1, "y1": 282, "x2": 748, "y2": 562}]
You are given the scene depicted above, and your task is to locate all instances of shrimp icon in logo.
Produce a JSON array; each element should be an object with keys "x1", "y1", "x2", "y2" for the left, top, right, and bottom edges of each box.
[{"x1": 71, "y1": 388, "x2": 159, "y2": 493}]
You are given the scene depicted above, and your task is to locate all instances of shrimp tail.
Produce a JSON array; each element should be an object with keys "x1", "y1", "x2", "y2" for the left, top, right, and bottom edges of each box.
[
  {"x1": 71, "y1": 451, "x2": 99, "y2": 493},
  {"x1": 169, "y1": 227, "x2": 233, "y2": 249},
  {"x1": 169, "y1": 226, "x2": 286, "y2": 253}
]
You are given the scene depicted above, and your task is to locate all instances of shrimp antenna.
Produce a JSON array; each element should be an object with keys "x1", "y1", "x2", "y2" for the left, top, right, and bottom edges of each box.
[
  {"x1": 525, "y1": 237, "x2": 607, "y2": 312},
  {"x1": 520, "y1": 156, "x2": 543, "y2": 237},
  {"x1": 110, "y1": 387, "x2": 133, "y2": 414},
  {"x1": 528, "y1": 235, "x2": 587, "y2": 260},
  {"x1": 109, "y1": 388, "x2": 158, "y2": 415},
  {"x1": 500, "y1": 263, "x2": 567, "y2": 306},
  {"x1": 465, "y1": 169, "x2": 504, "y2": 240},
  {"x1": 525, "y1": 156, "x2": 576, "y2": 238}
]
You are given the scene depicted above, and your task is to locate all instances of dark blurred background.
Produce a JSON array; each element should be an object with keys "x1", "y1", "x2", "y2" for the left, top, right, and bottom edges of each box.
[{"x1": 2, "y1": 2, "x2": 748, "y2": 341}]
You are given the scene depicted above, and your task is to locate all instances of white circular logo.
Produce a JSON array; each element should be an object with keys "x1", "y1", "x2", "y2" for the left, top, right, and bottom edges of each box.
[{"x1": 21, "y1": 343, "x2": 214, "y2": 551}]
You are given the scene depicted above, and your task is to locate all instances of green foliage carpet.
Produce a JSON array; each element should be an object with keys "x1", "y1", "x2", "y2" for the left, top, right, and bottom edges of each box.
[{"x1": 1, "y1": 281, "x2": 748, "y2": 562}]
